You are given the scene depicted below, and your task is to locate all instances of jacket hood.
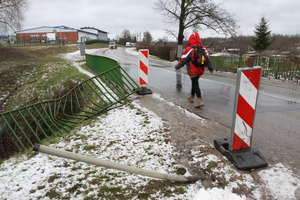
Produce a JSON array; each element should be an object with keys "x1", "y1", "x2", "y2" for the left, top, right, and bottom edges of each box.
[{"x1": 188, "y1": 32, "x2": 202, "y2": 46}]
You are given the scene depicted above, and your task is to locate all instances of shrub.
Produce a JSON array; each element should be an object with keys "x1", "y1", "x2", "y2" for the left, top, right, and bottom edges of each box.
[{"x1": 136, "y1": 42, "x2": 177, "y2": 61}]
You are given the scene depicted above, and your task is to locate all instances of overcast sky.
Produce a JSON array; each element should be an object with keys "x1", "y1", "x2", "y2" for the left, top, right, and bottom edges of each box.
[{"x1": 23, "y1": 0, "x2": 300, "y2": 40}]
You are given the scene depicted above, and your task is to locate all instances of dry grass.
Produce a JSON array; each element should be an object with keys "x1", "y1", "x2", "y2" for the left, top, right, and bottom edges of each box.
[
  {"x1": 0, "y1": 45, "x2": 86, "y2": 112},
  {"x1": 0, "y1": 45, "x2": 78, "y2": 62}
]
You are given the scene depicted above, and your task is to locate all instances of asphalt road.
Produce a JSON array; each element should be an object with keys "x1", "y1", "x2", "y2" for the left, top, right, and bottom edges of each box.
[{"x1": 95, "y1": 47, "x2": 300, "y2": 175}]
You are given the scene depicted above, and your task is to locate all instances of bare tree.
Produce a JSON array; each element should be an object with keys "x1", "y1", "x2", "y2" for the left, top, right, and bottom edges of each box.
[
  {"x1": 0, "y1": 0, "x2": 26, "y2": 32},
  {"x1": 118, "y1": 29, "x2": 137, "y2": 45},
  {"x1": 156, "y1": 0, "x2": 236, "y2": 88},
  {"x1": 156, "y1": 0, "x2": 236, "y2": 49}
]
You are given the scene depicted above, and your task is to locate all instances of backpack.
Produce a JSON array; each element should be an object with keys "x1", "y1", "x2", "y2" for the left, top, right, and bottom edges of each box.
[{"x1": 191, "y1": 46, "x2": 208, "y2": 68}]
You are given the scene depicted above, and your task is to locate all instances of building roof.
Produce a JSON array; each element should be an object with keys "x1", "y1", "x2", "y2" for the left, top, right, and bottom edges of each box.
[
  {"x1": 15, "y1": 25, "x2": 106, "y2": 36},
  {"x1": 80, "y1": 27, "x2": 108, "y2": 34},
  {"x1": 0, "y1": 35, "x2": 9, "y2": 38}
]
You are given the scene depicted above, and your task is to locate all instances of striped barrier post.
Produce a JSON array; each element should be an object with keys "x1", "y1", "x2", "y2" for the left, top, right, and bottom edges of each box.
[
  {"x1": 232, "y1": 66, "x2": 261, "y2": 150},
  {"x1": 214, "y1": 66, "x2": 268, "y2": 170},
  {"x1": 136, "y1": 49, "x2": 152, "y2": 95}
]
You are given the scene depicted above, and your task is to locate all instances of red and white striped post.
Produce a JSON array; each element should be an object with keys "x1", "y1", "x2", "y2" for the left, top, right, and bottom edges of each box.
[
  {"x1": 214, "y1": 66, "x2": 268, "y2": 170},
  {"x1": 136, "y1": 49, "x2": 152, "y2": 95},
  {"x1": 231, "y1": 67, "x2": 261, "y2": 150},
  {"x1": 139, "y1": 49, "x2": 149, "y2": 86}
]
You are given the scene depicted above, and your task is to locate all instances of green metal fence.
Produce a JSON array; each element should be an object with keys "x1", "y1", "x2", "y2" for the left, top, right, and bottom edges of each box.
[
  {"x1": 255, "y1": 56, "x2": 300, "y2": 81},
  {"x1": 86, "y1": 54, "x2": 123, "y2": 87},
  {"x1": 210, "y1": 55, "x2": 300, "y2": 81},
  {"x1": 0, "y1": 63, "x2": 139, "y2": 158},
  {"x1": 86, "y1": 54, "x2": 119, "y2": 74},
  {"x1": 210, "y1": 56, "x2": 247, "y2": 72}
]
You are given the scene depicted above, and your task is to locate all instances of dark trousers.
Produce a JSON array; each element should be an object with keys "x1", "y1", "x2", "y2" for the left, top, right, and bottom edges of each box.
[{"x1": 191, "y1": 76, "x2": 201, "y2": 98}]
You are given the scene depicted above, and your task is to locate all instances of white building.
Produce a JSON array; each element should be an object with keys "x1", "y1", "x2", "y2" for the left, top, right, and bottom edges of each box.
[{"x1": 16, "y1": 26, "x2": 108, "y2": 43}]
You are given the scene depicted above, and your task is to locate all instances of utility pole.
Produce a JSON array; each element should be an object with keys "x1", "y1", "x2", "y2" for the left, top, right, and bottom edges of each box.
[{"x1": 80, "y1": 37, "x2": 86, "y2": 56}]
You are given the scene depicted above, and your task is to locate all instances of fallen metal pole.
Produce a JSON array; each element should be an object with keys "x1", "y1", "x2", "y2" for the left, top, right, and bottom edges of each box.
[{"x1": 34, "y1": 144, "x2": 202, "y2": 183}]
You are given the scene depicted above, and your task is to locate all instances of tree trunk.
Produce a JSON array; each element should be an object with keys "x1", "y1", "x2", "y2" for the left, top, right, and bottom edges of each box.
[{"x1": 176, "y1": 0, "x2": 186, "y2": 90}]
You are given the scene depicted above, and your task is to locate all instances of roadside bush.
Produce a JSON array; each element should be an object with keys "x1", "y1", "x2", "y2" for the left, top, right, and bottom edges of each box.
[
  {"x1": 137, "y1": 42, "x2": 177, "y2": 61},
  {"x1": 210, "y1": 56, "x2": 244, "y2": 73}
]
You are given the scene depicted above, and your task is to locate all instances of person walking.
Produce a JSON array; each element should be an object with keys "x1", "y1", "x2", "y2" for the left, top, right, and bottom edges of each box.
[{"x1": 175, "y1": 32, "x2": 213, "y2": 108}]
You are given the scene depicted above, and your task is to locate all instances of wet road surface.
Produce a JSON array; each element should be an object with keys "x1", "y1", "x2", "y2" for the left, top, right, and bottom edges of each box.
[{"x1": 95, "y1": 48, "x2": 300, "y2": 175}]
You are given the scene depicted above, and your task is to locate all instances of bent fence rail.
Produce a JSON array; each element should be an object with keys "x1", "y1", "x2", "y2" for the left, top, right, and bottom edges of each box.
[{"x1": 0, "y1": 58, "x2": 139, "y2": 158}]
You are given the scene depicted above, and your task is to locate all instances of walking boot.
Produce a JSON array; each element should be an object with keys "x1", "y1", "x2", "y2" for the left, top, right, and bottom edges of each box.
[
  {"x1": 194, "y1": 98, "x2": 204, "y2": 108},
  {"x1": 187, "y1": 96, "x2": 194, "y2": 103}
]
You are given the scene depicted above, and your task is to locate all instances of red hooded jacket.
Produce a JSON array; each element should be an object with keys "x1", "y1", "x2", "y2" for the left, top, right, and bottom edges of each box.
[{"x1": 175, "y1": 32, "x2": 212, "y2": 77}]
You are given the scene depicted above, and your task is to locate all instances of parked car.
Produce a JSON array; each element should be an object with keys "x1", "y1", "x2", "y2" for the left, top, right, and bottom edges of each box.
[
  {"x1": 109, "y1": 41, "x2": 117, "y2": 49},
  {"x1": 125, "y1": 42, "x2": 131, "y2": 47},
  {"x1": 125, "y1": 42, "x2": 136, "y2": 47}
]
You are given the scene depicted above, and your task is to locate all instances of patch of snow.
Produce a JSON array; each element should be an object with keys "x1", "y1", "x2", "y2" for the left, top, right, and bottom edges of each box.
[
  {"x1": 41, "y1": 74, "x2": 47, "y2": 80},
  {"x1": 0, "y1": 99, "x2": 262, "y2": 200},
  {"x1": 151, "y1": 93, "x2": 206, "y2": 123},
  {"x1": 193, "y1": 187, "x2": 246, "y2": 200},
  {"x1": 210, "y1": 52, "x2": 238, "y2": 57},
  {"x1": 125, "y1": 48, "x2": 139, "y2": 56},
  {"x1": 62, "y1": 50, "x2": 96, "y2": 78},
  {"x1": 190, "y1": 147, "x2": 260, "y2": 199},
  {"x1": 258, "y1": 163, "x2": 300, "y2": 200},
  {"x1": 0, "y1": 154, "x2": 71, "y2": 199},
  {"x1": 62, "y1": 49, "x2": 99, "y2": 63},
  {"x1": 0, "y1": 102, "x2": 193, "y2": 199}
]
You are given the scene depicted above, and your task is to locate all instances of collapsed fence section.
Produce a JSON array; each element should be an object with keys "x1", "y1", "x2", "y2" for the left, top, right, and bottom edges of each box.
[{"x1": 0, "y1": 66, "x2": 139, "y2": 158}]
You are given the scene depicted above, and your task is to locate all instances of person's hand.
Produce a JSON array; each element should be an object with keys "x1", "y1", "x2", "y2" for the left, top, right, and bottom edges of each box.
[
  {"x1": 208, "y1": 65, "x2": 214, "y2": 74},
  {"x1": 174, "y1": 64, "x2": 179, "y2": 71}
]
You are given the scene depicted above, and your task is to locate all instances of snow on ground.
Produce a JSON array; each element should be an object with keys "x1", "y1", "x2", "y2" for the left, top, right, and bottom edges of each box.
[
  {"x1": 210, "y1": 52, "x2": 238, "y2": 57},
  {"x1": 151, "y1": 93, "x2": 300, "y2": 200},
  {"x1": 193, "y1": 187, "x2": 245, "y2": 200},
  {"x1": 1, "y1": 49, "x2": 299, "y2": 200},
  {"x1": 0, "y1": 99, "x2": 257, "y2": 200},
  {"x1": 0, "y1": 101, "x2": 183, "y2": 199},
  {"x1": 125, "y1": 48, "x2": 177, "y2": 65},
  {"x1": 125, "y1": 47, "x2": 139, "y2": 56},
  {"x1": 258, "y1": 163, "x2": 300, "y2": 200},
  {"x1": 0, "y1": 92, "x2": 9, "y2": 103},
  {"x1": 189, "y1": 146, "x2": 260, "y2": 200},
  {"x1": 151, "y1": 93, "x2": 206, "y2": 123},
  {"x1": 62, "y1": 49, "x2": 98, "y2": 78}
]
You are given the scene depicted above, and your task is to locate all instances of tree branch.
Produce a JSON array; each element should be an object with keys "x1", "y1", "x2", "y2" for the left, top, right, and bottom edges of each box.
[
  {"x1": 156, "y1": 0, "x2": 237, "y2": 40},
  {"x1": 0, "y1": 20, "x2": 16, "y2": 31}
]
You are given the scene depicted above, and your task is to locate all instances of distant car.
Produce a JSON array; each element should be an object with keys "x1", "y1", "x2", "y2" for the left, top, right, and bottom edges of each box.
[
  {"x1": 125, "y1": 42, "x2": 131, "y2": 47},
  {"x1": 109, "y1": 41, "x2": 117, "y2": 49},
  {"x1": 125, "y1": 42, "x2": 136, "y2": 47}
]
